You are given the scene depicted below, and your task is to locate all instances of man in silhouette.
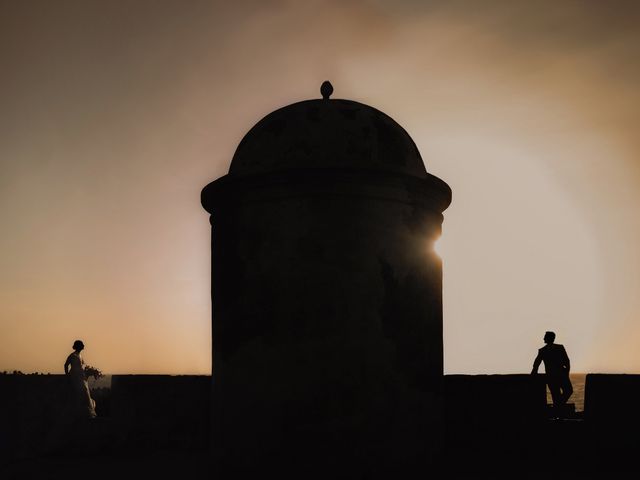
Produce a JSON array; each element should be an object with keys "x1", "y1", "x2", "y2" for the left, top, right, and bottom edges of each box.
[{"x1": 531, "y1": 331, "x2": 573, "y2": 407}]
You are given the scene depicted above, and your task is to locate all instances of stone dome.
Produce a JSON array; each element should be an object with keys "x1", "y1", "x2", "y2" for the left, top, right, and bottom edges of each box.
[{"x1": 229, "y1": 83, "x2": 428, "y2": 179}]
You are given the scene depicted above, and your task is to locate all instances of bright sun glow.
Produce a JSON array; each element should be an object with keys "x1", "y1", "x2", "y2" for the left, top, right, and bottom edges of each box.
[{"x1": 433, "y1": 237, "x2": 443, "y2": 257}]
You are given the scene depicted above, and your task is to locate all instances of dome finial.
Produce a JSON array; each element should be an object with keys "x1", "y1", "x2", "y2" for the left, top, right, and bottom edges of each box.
[{"x1": 320, "y1": 81, "x2": 333, "y2": 100}]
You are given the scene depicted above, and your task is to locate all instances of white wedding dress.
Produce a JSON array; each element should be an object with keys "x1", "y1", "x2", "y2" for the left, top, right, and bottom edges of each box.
[{"x1": 65, "y1": 351, "x2": 97, "y2": 418}]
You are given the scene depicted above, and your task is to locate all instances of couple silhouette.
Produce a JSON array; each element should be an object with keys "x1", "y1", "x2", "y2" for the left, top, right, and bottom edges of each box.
[{"x1": 531, "y1": 331, "x2": 573, "y2": 407}]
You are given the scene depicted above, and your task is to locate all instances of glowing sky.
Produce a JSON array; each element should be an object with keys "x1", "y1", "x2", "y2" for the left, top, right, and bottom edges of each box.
[{"x1": 2, "y1": 0, "x2": 640, "y2": 374}]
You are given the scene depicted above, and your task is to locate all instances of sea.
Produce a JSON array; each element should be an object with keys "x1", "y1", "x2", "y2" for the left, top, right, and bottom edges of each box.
[
  {"x1": 88, "y1": 374, "x2": 112, "y2": 389},
  {"x1": 547, "y1": 373, "x2": 585, "y2": 411}
]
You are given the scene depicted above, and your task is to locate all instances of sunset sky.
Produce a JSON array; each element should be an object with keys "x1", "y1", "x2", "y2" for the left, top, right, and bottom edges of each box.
[{"x1": 2, "y1": 0, "x2": 640, "y2": 375}]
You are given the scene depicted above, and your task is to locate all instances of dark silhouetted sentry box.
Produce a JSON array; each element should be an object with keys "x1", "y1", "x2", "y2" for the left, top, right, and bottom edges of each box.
[{"x1": 201, "y1": 82, "x2": 451, "y2": 477}]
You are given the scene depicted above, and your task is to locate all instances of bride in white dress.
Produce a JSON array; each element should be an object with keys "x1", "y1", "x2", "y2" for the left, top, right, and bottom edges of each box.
[{"x1": 64, "y1": 340, "x2": 97, "y2": 419}]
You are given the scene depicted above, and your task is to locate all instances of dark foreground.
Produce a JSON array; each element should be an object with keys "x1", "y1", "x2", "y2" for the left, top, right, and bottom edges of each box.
[{"x1": 2, "y1": 374, "x2": 639, "y2": 478}]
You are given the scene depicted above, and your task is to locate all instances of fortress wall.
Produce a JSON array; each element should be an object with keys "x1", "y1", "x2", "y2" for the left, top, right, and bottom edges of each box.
[
  {"x1": 584, "y1": 374, "x2": 640, "y2": 421},
  {"x1": 444, "y1": 374, "x2": 548, "y2": 468},
  {"x1": 9, "y1": 373, "x2": 633, "y2": 466},
  {"x1": 110, "y1": 375, "x2": 210, "y2": 451},
  {"x1": 584, "y1": 374, "x2": 640, "y2": 450},
  {"x1": 0, "y1": 375, "x2": 69, "y2": 460},
  {"x1": 582, "y1": 374, "x2": 640, "y2": 467},
  {"x1": 0, "y1": 375, "x2": 210, "y2": 462},
  {"x1": 445, "y1": 374, "x2": 548, "y2": 419}
]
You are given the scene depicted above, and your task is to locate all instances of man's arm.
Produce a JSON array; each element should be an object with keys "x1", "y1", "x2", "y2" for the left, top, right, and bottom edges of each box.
[
  {"x1": 64, "y1": 355, "x2": 71, "y2": 374},
  {"x1": 561, "y1": 346, "x2": 570, "y2": 373},
  {"x1": 531, "y1": 352, "x2": 542, "y2": 374}
]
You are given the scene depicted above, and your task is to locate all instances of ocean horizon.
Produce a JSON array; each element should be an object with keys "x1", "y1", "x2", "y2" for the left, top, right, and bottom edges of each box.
[{"x1": 552, "y1": 373, "x2": 585, "y2": 411}]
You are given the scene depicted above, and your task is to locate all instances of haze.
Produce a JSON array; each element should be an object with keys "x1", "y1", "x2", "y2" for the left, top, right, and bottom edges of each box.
[{"x1": 2, "y1": 0, "x2": 639, "y2": 374}]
